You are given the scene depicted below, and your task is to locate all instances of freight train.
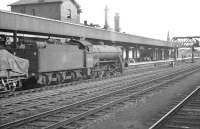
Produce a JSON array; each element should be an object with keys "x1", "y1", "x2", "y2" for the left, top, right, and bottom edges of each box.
[{"x1": 0, "y1": 36, "x2": 123, "y2": 89}]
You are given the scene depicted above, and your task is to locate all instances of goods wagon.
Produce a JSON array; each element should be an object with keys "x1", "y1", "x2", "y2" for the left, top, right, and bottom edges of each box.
[{"x1": 0, "y1": 47, "x2": 29, "y2": 91}]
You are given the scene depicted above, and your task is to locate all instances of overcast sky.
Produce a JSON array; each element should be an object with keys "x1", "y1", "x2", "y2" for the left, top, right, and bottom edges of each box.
[{"x1": 0, "y1": 0, "x2": 200, "y2": 40}]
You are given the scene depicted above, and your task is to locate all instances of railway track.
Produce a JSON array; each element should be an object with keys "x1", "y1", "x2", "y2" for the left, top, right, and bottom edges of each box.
[
  {"x1": 0, "y1": 62, "x2": 195, "y2": 118},
  {"x1": 0, "y1": 61, "x2": 172, "y2": 98},
  {"x1": 0, "y1": 67, "x2": 173, "y2": 104},
  {"x1": 0, "y1": 60, "x2": 187, "y2": 99},
  {"x1": 0, "y1": 64, "x2": 182, "y2": 126},
  {"x1": 149, "y1": 86, "x2": 200, "y2": 129},
  {"x1": 1, "y1": 63, "x2": 200, "y2": 129}
]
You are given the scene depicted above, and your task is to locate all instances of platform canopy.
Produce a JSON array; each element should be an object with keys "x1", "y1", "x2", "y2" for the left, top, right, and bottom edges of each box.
[{"x1": 0, "y1": 10, "x2": 172, "y2": 48}]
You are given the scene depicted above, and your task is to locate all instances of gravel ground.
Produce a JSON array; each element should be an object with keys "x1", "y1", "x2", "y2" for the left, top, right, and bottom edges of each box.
[{"x1": 83, "y1": 68, "x2": 200, "y2": 129}]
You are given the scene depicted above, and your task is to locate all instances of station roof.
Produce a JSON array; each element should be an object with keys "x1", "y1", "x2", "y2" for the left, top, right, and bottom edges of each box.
[
  {"x1": 9, "y1": 0, "x2": 80, "y2": 9},
  {"x1": 0, "y1": 10, "x2": 172, "y2": 48}
]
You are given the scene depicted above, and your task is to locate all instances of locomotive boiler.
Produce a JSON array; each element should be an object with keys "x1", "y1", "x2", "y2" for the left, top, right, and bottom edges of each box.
[{"x1": 13, "y1": 39, "x2": 123, "y2": 86}]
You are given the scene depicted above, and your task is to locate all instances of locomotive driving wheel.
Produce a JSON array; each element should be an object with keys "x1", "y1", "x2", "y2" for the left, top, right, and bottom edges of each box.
[
  {"x1": 43, "y1": 75, "x2": 49, "y2": 85},
  {"x1": 38, "y1": 74, "x2": 50, "y2": 85},
  {"x1": 99, "y1": 71, "x2": 105, "y2": 79},
  {"x1": 70, "y1": 71, "x2": 77, "y2": 81},
  {"x1": 56, "y1": 73, "x2": 63, "y2": 83}
]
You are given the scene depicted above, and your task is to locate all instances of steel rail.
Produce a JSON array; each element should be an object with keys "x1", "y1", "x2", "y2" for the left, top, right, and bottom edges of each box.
[
  {"x1": 0, "y1": 59, "x2": 192, "y2": 105},
  {"x1": 0, "y1": 64, "x2": 177, "y2": 106},
  {"x1": 0, "y1": 68, "x2": 165, "y2": 106},
  {"x1": 0, "y1": 62, "x2": 167, "y2": 98},
  {"x1": 149, "y1": 86, "x2": 200, "y2": 129},
  {"x1": 0, "y1": 66, "x2": 187, "y2": 115},
  {"x1": 1, "y1": 64, "x2": 199, "y2": 129},
  {"x1": 1, "y1": 63, "x2": 196, "y2": 114},
  {"x1": 0, "y1": 58, "x2": 194, "y2": 99},
  {"x1": 0, "y1": 63, "x2": 188, "y2": 127},
  {"x1": 1, "y1": 67, "x2": 177, "y2": 126},
  {"x1": 43, "y1": 66, "x2": 200, "y2": 129},
  {"x1": 45, "y1": 67, "x2": 200, "y2": 129},
  {"x1": 45, "y1": 66, "x2": 200, "y2": 129}
]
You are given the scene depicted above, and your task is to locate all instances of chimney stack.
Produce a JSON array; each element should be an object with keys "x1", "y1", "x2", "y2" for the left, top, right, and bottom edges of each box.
[
  {"x1": 114, "y1": 13, "x2": 120, "y2": 32},
  {"x1": 167, "y1": 31, "x2": 170, "y2": 42},
  {"x1": 104, "y1": 5, "x2": 109, "y2": 30},
  {"x1": 84, "y1": 20, "x2": 88, "y2": 26}
]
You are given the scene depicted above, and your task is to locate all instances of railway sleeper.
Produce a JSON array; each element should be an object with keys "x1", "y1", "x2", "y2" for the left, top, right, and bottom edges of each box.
[
  {"x1": 165, "y1": 120, "x2": 200, "y2": 126},
  {"x1": 163, "y1": 124, "x2": 199, "y2": 129},
  {"x1": 171, "y1": 115, "x2": 200, "y2": 121}
]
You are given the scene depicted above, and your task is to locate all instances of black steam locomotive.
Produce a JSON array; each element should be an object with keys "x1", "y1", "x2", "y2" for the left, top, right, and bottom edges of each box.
[{"x1": 9, "y1": 38, "x2": 123, "y2": 86}]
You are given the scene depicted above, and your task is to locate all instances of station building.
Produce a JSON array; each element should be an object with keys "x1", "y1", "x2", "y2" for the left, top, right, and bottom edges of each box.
[
  {"x1": 9, "y1": 0, "x2": 81, "y2": 24},
  {"x1": 5, "y1": 0, "x2": 173, "y2": 63}
]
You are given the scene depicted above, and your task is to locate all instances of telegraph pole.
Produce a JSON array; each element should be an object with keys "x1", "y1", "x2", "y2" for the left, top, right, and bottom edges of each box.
[{"x1": 191, "y1": 45, "x2": 194, "y2": 63}]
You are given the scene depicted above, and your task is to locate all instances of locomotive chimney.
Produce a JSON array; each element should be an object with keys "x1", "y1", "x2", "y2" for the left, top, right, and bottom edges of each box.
[
  {"x1": 104, "y1": 5, "x2": 109, "y2": 30},
  {"x1": 114, "y1": 13, "x2": 120, "y2": 32}
]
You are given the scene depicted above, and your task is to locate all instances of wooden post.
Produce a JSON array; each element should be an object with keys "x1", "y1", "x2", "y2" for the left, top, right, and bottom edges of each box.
[{"x1": 13, "y1": 31, "x2": 17, "y2": 48}]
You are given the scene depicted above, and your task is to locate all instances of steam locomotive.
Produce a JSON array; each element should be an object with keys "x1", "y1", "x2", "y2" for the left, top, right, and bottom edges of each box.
[{"x1": 10, "y1": 38, "x2": 123, "y2": 86}]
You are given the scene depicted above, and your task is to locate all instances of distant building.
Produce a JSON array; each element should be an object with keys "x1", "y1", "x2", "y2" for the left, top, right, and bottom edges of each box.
[{"x1": 9, "y1": 0, "x2": 81, "y2": 24}]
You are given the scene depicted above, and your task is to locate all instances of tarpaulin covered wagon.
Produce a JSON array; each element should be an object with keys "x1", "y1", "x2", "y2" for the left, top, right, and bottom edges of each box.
[{"x1": 0, "y1": 48, "x2": 29, "y2": 91}]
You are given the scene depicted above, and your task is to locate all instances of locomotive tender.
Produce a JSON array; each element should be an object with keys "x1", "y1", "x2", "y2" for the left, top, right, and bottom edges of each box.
[{"x1": 14, "y1": 39, "x2": 123, "y2": 85}]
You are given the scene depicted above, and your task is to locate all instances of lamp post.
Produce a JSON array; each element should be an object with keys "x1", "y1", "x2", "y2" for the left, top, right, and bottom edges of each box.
[
  {"x1": 191, "y1": 39, "x2": 199, "y2": 63},
  {"x1": 191, "y1": 44, "x2": 194, "y2": 63}
]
